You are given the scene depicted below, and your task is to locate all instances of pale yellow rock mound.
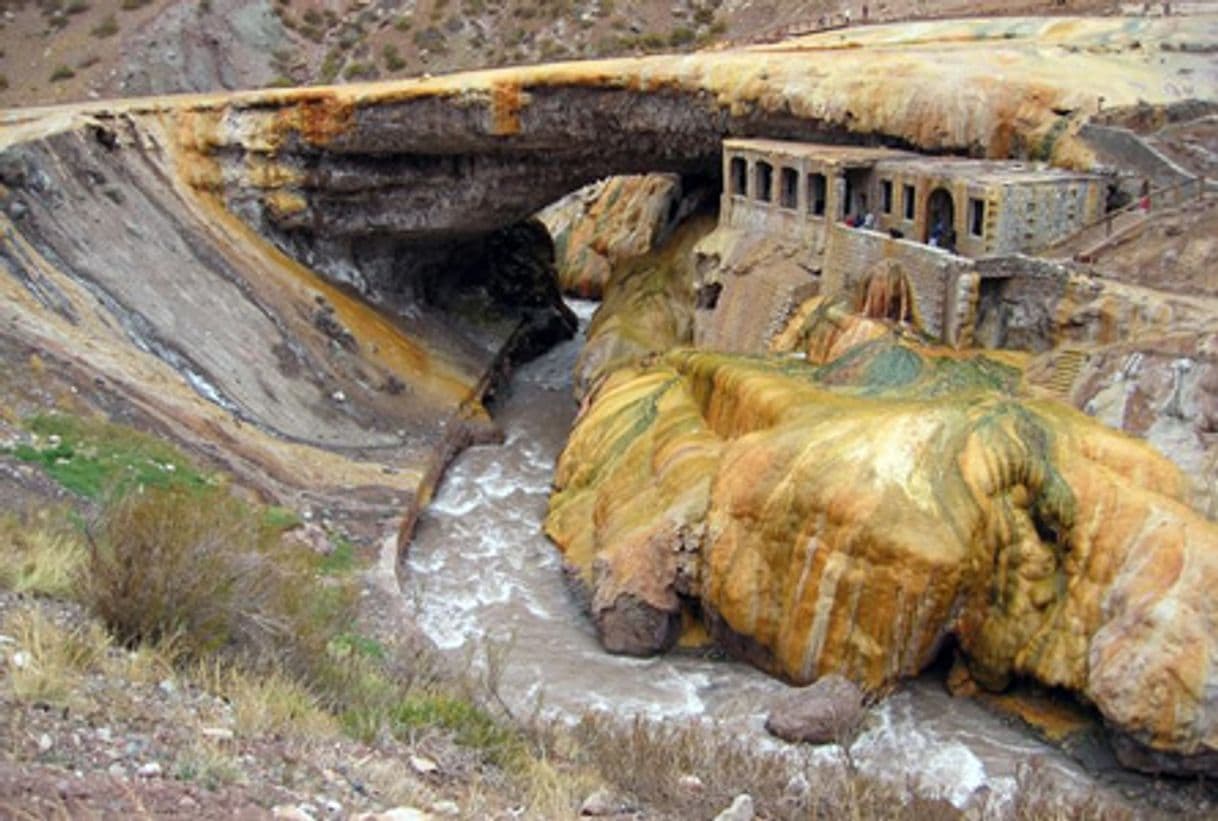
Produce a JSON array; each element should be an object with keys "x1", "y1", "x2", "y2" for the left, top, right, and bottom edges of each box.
[{"x1": 547, "y1": 329, "x2": 1218, "y2": 763}]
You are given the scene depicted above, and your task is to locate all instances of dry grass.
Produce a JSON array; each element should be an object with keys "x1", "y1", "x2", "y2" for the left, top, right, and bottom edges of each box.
[
  {"x1": 0, "y1": 512, "x2": 87, "y2": 598},
  {"x1": 517, "y1": 753, "x2": 603, "y2": 818},
  {"x1": 2, "y1": 606, "x2": 109, "y2": 708},
  {"x1": 195, "y1": 662, "x2": 337, "y2": 739},
  {"x1": 564, "y1": 712, "x2": 963, "y2": 820},
  {"x1": 108, "y1": 635, "x2": 183, "y2": 685},
  {"x1": 171, "y1": 739, "x2": 242, "y2": 790}
]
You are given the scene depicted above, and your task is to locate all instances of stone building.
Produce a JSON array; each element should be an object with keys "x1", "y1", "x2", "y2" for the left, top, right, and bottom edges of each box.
[
  {"x1": 721, "y1": 138, "x2": 1105, "y2": 258},
  {"x1": 709, "y1": 139, "x2": 1106, "y2": 344}
]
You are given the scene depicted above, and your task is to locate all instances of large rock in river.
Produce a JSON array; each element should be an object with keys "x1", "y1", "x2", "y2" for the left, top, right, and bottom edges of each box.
[{"x1": 545, "y1": 321, "x2": 1218, "y2": 771}]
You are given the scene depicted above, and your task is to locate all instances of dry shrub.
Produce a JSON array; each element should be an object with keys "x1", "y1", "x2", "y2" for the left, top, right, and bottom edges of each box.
[
  {"x1": 83, "y1": 485, "x2": 354, "y2": 676},
  {"x1": 571, "y1": 713, "x2": 806, "y2": 817},
  {"x1": 569, "y1": 712, "x2": 961, "y2": 820},
  {"x1": 200, "y1": 663, "x2": 337, "y2": 738}
]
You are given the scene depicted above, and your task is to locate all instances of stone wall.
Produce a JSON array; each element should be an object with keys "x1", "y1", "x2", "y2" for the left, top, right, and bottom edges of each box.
[
  {"x1": 822, "y1": 224, "x2": 972, "y2": 337},
  {"x1": 994, "y1": 179, "x2": 1106, "y2": 255},
  {"x1": 865, "y1": 167, "x2": 1104, "y2": 257},
  {"x1": 971, "y1": 255, "x2": 1073, "y2": 351},
  {"x1": 721, "y1": 193, "x2": 832, "y2": 252},
  {"x1": 691, "y1": 227, "x2": 821, "y2": 354},
  {"x1": 1080, "y1": 123, "x2": 1196, "y2": 190}
]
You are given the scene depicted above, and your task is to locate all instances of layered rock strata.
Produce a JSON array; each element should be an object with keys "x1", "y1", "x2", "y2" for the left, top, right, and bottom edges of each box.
[{"x1": 0, "y1": 113, "x2": 572, "y2": 542}]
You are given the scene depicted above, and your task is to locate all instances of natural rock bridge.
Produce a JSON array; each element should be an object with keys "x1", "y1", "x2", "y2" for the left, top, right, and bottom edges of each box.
[{"x1": 0, "y1": 13, "x2": 1210, "y2": 526}]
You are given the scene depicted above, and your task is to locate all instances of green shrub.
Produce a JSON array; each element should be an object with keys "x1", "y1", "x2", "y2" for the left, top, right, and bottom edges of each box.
[
  {"x1": 382, "y1": 43, "x2": 406, "y2": 71},
  {"x1": 637, "y1": 32, "x2": 666, "y2": 50},
  {"x1": 0, "y1": 75, "x2": 8, "y2": 91},
  {"x1": 319, "y1": 48, "x2": 344, "y2": 82},
  {"x1": 120, "y1": 0, "x2": 152, "y2": 10},
  {"x1": 343, "y1": 61, "x2": 375, "y2": 80},
  {"x1": 668, "y1": 26, "x2": 696, "y2": 47},
  {"x1": 413, "y1": 25, "x2": 445, "y2": 50},
  {"x1": 318, "y1": 535, "x2": 356, "y2": 574},
  {"x1": 91, "y1": 13, "x2": 118, "y2": 36},
  {"x1": 49, "y1": 64, "x2": 75, "y2": 82},
  {"x1": 391, "y1": 694, "x2": 521, "y2": 764},
  {"x1": 65, "y1": 0, "x2": 89, "y2": 14}
]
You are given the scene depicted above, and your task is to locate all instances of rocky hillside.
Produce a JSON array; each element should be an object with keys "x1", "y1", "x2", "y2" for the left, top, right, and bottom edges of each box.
[{"x1": 0, "y1": 0, "x2": 1120, "y2": 108}]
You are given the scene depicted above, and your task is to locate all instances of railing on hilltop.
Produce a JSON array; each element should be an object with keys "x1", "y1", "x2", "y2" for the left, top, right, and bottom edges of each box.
[
  {"x1": 728, "y1": 2, "x2": 1211, "y2": 48},
  {"x1": 729, "y1": 3, "x2": 1119, "y2": 47},
  {"x1": 1037, "y1": 175, "x2": 1208, "y2": 261}
]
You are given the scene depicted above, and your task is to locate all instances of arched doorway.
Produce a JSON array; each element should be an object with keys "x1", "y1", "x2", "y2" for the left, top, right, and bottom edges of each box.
[{"x1": 924, "y1": 187, "x2": 955, "y2": 248}]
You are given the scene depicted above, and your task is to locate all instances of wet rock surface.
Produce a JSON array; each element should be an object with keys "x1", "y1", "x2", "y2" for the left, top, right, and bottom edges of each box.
[{"x1": 765, "y1": 675, "x2": 867, "y2": 745}]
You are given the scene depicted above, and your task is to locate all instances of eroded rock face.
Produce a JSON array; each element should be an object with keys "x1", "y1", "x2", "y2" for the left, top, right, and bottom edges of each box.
[
  {"x1": 546, "y1": 311, "x2": 1218, "y2": 769},
  {"x1": 0, "y1": 113, "x2": 570, "y2": 544},
  {"x1": 539, "y1": 174, "x2": 688, "y2": 299}
]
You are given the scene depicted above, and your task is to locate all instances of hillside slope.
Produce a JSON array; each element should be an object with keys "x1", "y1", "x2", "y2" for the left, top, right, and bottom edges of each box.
[{"x1": 0, "y1": 0, "x2": 1120, "y2": 108}]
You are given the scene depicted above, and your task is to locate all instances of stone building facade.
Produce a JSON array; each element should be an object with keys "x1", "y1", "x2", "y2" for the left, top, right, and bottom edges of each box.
[{"x1": 711, "y1": 139, "x2": 1106, "y2": 343}]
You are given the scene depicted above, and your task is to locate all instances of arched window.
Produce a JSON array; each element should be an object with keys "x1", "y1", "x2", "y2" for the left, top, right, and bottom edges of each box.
[
  {"x1": 729, "y1": 156, "x2": 747, "y2": 196},
  {"x1": 755, "y1": 161, "x2": 773, "y2": 203}
]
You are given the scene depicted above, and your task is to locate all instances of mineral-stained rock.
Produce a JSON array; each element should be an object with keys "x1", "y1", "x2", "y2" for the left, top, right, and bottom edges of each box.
[
  {"x1": 764, "y1": 674, "x2": 866, "y2": 745},
  {"x1": 546, "y1": 323, "x2": 1218, "y2": 769},
  {"x1": 572, "y1": 213, "x2": 715, "y2": 398},
  {"x1": 538, "y1": 174, "x2": 687, "y2": 299}
]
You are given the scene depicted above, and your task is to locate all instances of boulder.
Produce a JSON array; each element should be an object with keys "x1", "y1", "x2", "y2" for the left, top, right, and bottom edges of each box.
[
  {"x1": 765, "y1": 675, "x2": 866, "y2": 745},
  {"x1": 538, "y1": 174, "x2": 686, "y2": 299}
]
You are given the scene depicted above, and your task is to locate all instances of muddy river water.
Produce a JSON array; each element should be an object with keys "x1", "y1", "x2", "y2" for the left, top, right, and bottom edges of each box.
[{"x1": 397, "y1": 301, "x2": 1110, "y2": 814}]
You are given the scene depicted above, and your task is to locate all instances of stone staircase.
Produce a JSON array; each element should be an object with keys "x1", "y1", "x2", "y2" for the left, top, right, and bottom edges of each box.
[
  {"x1": 1039, "y1": 176, "x2": 1206, "y2": 262},
  {"x1": 1040, "y1": 348, "x2": 1089, "y2": 402}
]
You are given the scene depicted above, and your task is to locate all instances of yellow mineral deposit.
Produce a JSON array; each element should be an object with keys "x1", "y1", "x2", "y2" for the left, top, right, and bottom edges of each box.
[{"x1": 549, "y1": 312, "x2": 1218, "y2": 757}]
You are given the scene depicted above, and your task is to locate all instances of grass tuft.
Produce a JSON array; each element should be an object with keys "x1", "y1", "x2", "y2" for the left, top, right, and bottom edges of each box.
[
  {"x1": 0, "y1": 512, "x2": 86, "y2": 598},
  {"x1": 2, "y1": 606, "x2": 109, "y2": 708},
  {"x1": 202, "y1": 663, "x2": 338, "y2": 738}
]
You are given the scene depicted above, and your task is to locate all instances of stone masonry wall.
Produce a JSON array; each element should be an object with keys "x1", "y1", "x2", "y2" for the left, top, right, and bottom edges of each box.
[
  {"x1": 972, "y1": 255, "x2": 1073, "y2": 351},
  {"x1": 822, "y1": 224, "x2": 973, "y2": 338},
  {"x1": 994, "y1": 180, "x2": 1105, "y2": 255}
]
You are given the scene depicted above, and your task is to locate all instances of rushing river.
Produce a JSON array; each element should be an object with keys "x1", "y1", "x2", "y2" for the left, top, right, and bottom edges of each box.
[{"x1": 398, "y1": 300, "x2": 1108, "y2": 813}]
